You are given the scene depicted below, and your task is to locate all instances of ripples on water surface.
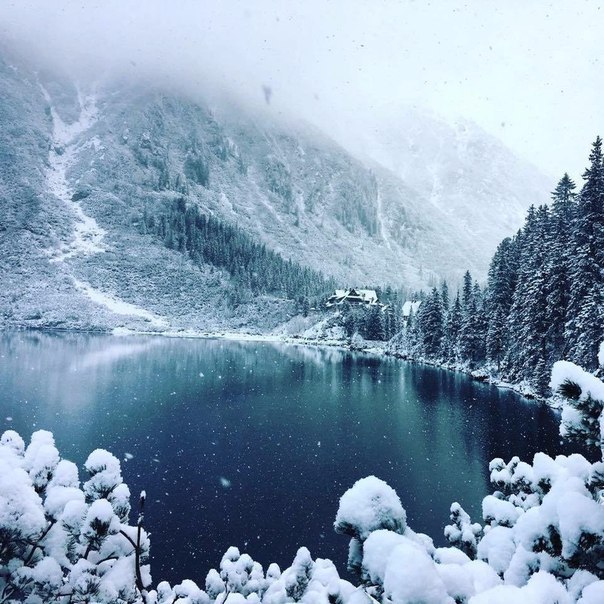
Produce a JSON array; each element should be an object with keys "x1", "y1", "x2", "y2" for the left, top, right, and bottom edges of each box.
[{"x1": 0, "y1": 331, "x2": 585, "y2": 584}]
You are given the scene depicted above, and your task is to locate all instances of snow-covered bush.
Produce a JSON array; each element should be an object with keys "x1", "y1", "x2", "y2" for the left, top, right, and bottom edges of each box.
[
  {"x1": 4, "y1": 347, "x2": 604, "y2": 604},
  {"x1": 326, "y1": 350, "x2": 604, "y2": 603},
  {"x1": 0, "y1": 430, "x2": 358, "y2": 604},
  {"x1": 0, "y1": 429, "x2": 151, "y2": 603},
  {"x1": 551, "y1": 352, "x2": 604, "y2": 455},
  {"x1": 443, "y1": 502, "x2": 482, "y2": 559},
  {"x1": 332, "y1": 456, "x2": 604, "y2": 603}
]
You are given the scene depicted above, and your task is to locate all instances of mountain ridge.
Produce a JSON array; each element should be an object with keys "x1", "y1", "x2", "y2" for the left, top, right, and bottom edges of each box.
[{"x1": 0, "y1": 54, "x2": 551, "y2": 331}]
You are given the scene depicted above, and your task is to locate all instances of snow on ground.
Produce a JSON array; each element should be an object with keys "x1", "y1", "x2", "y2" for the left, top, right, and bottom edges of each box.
[
  {"x1": 40, "y1": 85, "x2": 107, "y2": 262},
  {"x1": 73, "y1": 279, "x2": 168, "y2": 328},
  {"x1": 375, "y1": 184, "x2": 392, "y2": 250}
]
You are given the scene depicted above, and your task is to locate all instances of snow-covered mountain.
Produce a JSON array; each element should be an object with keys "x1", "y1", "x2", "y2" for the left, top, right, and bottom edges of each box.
[
  {"x1": 334, "y1": 107, "x2": 552, "y2": 264},
  {"x1": 0, "y1": 54, "x2": 551, "y2": 331}
]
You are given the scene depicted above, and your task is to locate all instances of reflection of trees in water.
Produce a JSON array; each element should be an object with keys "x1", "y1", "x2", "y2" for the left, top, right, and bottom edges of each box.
[
  {"x1": 269, "y1": 341, "x2": 348, "y2": 367},
  {"x1": 0, "y1": 331, "x2": 163, "y2": 372}
]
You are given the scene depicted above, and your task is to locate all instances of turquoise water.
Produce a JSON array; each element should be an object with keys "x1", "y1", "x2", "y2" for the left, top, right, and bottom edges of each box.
[{"x1": 0, "y1": 331, "x2": 581, "y2": 585}]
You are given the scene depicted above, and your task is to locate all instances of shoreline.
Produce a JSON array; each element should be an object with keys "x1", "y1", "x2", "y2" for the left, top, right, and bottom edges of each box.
[{"x1": 3, "y1": 324, "x2": 549, "y2": 406}]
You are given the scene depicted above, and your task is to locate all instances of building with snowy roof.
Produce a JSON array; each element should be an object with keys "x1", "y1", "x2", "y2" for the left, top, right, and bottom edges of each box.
[{"x1": 326, "y1": 288, "x2": 379, "y2": 307}]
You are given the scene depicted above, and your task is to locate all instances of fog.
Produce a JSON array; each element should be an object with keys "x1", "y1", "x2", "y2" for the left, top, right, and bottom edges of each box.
[{"x1": 1, "y1": 0, "x2": 602, "y2": 180}]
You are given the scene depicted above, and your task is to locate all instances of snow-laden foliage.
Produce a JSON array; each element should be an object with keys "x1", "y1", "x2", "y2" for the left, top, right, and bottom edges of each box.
[
  {"x1": 443, "y1": 502, "x2": 482, "y2": 559},
  {"x1": 0, "y1": 430, "x2": 151, "y2": 603},
  {"x1": 2, "y1": 427, "x2": 604, "y2": 603},
  {"x1": 334, "y1": 476, "x2": 407, "y2": 541},
  {"x1": 333, "y1": 457, "x2": 604, "y2": 602},
  {"x1": 551, "y1": 359, "x2": 604, "y2": 454},
  {"x1": 4, "y1": 350, "x2": 604, "y2": 603},
  {"x1": 327, "y1": 353, "x2": 604, "y2": 602}
]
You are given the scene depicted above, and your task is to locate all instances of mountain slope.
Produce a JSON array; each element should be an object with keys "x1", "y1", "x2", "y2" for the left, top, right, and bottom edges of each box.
[
  {"x1": 334, "y1": 107, "x2": 552, "y2": 264},
  {"x1": 0, "y1": 55, "x2": 551, "y2": 331}
]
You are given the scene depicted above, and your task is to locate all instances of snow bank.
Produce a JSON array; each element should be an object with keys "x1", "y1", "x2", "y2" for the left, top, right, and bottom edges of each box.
[{"x1": 74, "y1": 278, "x2": 168, "y2": 328}]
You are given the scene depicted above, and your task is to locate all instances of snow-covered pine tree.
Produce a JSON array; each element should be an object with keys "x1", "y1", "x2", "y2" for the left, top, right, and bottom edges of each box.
[
  {"x1": 461, "y1": 270, "x2": 473, "y2": 310},
  {"x1": 470, "y1": 282, "x2": 488, "y2": 365},
  {"x1": 440, "y1": 280, "x2": 450, "y2": 314},
  {"x1": 502, "y1": 205, "x2": 551, "y2": 389},
  {"x1": 524, "y1": 205, "x2": 552, "y2": 395},
  {"x1": 458, "y1": 277, "x2": 486, "y2": 366},
  {"x1": 417, "y1": 288, "x2": 444, "y2": 357},
  {"x1": 144, "y1": 199, "x2": 335, "y2": 301},
  {"x1": 397, "y1": 139, "x2": 604, "y2": 393},
  {"x1": 486, "y1": 237, "x2": 518, "y2": 370},
  {"x1": 566, "y1": 137, "x2": 604, "y2": 369},
  {"x1": 365, "y1": 305, "x2": 386, "y2": 341},
  {"x1": 443, "y1": 292, "x2": 463, "y2": 365},
  {"x1": 545, "y1": 174, "x2": 577, "y2": 364}
]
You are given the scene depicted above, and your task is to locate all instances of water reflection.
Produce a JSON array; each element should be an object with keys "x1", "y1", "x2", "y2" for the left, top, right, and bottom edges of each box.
[{"x1": 0, "y1": 331, "x2": 588, "y2": 585}]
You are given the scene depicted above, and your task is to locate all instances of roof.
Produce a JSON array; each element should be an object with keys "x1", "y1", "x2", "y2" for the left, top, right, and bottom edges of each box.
[
  {"x1": 326, "y1": 288, "x2": 380, "y2": 305},
  {"x1": 355, "y1": 289, "x2": 378, "y2": 302}
]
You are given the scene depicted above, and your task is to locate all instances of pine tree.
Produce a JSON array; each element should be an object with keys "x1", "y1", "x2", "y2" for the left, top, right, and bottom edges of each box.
[
  {"x1": 459, "y1": 274, "x2": 486, "y2": 365},
  {"x1": 521, "y1": 205, "x2": 551, "y2": 390},
  {"x1": 545, "y1": 174, "x2": 576, "y2": 364},
  {"x1": 444, "y1": 293, "x2": 463, "y2": 364},
  {"x1": 144, "y1": 198, "x2": 335, "y2": 300},
  {"x1": 503, "y1": 206, "x2": 548, "y2": 382},
  {"x1": 485, "y1": 237, "x2": 517, "y2": 370},
  {"x1": 486, "y1": 303, "x2": 507, "y2": 370},
  {"x1": 440, "y1": 280, "x2": 450, "y2": 313},
  {"x1": 397, "y1": 138, "x2": 604, "y2": 394},
  {"x1": 462, "y1": 270, "x2": 473, "y2": 309},
  {"x1": 417, "y1": 288, "x2": 444, "y2": 357},
  {"x1": 365, "y1": 305, "x2": 386, "y2": 341},
  {"x1": 566, "y1": 138, "x2": 604, "y2": 369},
  {"x1": 465, "y1": 283, "x2": 487, "y2": 365}
]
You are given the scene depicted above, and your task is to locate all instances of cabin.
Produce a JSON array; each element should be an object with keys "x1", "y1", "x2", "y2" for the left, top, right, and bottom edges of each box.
[{"x1": 326, "y1": 288, "x2": 379, "y2": 307}]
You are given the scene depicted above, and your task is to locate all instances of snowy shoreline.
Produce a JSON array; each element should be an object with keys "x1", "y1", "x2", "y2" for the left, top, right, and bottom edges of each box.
[{"x1": 4, "y1": 324, "x2": 546, "y2": 405}]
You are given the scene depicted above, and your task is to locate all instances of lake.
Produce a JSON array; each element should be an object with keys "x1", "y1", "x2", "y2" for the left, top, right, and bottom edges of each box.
[{"x1": 0, "y1": 331, "x2": 586, "y2": 586}]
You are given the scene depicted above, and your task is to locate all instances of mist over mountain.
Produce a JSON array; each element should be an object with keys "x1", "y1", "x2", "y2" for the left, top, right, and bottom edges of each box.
[
  {"x1": 335, "y1": 109, "x2": 552, "y2": 258},
  {"x1": 0, "y1": 48, "x2": 550, "y2": 331}
]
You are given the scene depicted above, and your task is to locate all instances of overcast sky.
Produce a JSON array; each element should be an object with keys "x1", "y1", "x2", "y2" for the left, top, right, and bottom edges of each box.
[{"x1": 1, "y1": 0, "x2": 603, "y2": 180}]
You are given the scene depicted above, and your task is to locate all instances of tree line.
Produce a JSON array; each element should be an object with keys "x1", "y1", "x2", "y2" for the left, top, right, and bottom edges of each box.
[
  {"x1": 400, "y1": 137, "x2": 604, "y2": 396},
  {"x1": 340, "y1": 301, "x2": 403, "y2": 342},
  {"x1": 142, "y1": 197, "x2": 335, "y2": 302}
]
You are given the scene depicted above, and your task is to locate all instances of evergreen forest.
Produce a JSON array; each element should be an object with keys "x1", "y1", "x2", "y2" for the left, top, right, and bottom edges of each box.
[
  {"x1": 402, "y1": 137, "x2": 604, "y2": 395},
  {"x1": 143, "y1": 198, "x2": 335, "y2": 303}
]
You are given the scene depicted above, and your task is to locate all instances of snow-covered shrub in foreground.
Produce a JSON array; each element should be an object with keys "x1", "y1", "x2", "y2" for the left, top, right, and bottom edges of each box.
[
  {"x1": 3, "y1": 351, "x2": 604, "y2": 603},
  {"x1": 0, "y1": 429, "x2": 151, "y2": 603},
  {"x1": 0, "y1": 430, "x2": 356, "y2": 604},
  {"x1": 329, "y1": 350, "x2": 604, "y2": 602},
  {"x1": 551, "y1": 358, "x2": 604, "y2": 455},
  {"x1": 334, "y1": 460, "x2": 604, "y2": 603}
]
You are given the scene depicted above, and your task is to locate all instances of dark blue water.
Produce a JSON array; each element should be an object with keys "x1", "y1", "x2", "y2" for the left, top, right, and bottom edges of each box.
[{"x1": 0, "y1": 331, "x2": 586, "y2": 585}]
